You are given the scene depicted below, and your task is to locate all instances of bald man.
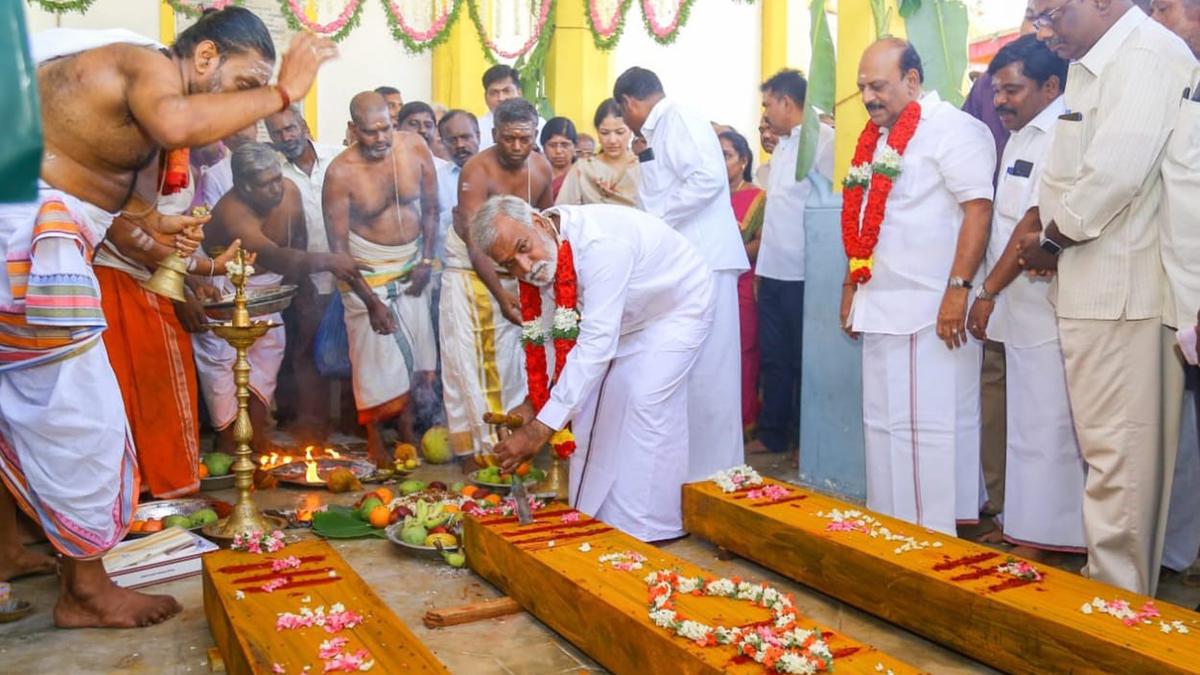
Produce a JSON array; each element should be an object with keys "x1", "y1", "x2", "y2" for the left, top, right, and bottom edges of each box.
[
  {"x1": 323, "y1": 92, "x2": 439, "y2": 463},
  {"x1": 841, "y1": 39, "x2": 995, "y2": 537}
]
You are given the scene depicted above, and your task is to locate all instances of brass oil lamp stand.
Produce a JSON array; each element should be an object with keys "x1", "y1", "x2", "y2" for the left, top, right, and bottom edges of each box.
[{"x1": 202, "y1": 250, "x2": 286, "y2": 542}]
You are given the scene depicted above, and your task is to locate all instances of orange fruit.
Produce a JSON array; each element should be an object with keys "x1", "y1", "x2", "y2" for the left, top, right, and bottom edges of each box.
[
  {"x1": 442, "y1": 503, "x2": 459, "y2": 513},
  {"x1": 368, "y1": 505, "x2": 391, "y2": 529},
  {"x1": 198, "y1": 464, "x2": 210, "y2": 479},
  {"x1": 460, "y1": 485, "x2": 478, "y2": 498},
  {"x1": 373, "y1": 487, "x2": 394, "y2": 504},
  {"x1": 129, "y1": 520, "x2": 145, "y2": 533},
  {"x1": 142, "y1": 519, "x2": 163, "y2": 533},
  {"x1": 515, "y1": 462, "x2": 531, "y2": 477},
  {"x1": 484, "y1": 494, "x2": 502, "y2": 506}
]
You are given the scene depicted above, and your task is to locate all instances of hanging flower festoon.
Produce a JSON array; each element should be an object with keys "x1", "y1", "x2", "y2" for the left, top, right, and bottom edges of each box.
[{"x1": 585, "y1": 0, "x2": 632, "y2": 50}]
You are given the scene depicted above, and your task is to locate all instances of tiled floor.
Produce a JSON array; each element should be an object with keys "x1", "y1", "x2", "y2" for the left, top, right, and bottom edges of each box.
[{"x1": 1, "y1": 444, "x2": 1196, "y2": 673}]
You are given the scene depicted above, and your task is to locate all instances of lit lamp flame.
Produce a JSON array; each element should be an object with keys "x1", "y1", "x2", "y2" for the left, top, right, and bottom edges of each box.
[
  {"x1": 303, "y1": 447, "x2": 324, "y2": 484},
  {"x1": 324, "y1": 447, "x2": 341, "y2": 459}
]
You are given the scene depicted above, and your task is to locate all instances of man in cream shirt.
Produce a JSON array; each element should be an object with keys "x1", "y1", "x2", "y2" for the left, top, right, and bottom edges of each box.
[
  {"x1": 1018, "y1": 0, "x2": 1199, "y2": 594},
  {"x1": 843, "y1": 40, "x2": 995, "y2": 536},
  {"x1": 613, "y1": 67, "x2": 750, "y2": 481}
]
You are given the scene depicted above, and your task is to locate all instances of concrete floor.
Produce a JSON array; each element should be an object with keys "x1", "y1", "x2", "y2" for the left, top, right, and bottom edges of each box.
[{"x1": 1, "y1": 448, "x2": 1197, "y2": 674}]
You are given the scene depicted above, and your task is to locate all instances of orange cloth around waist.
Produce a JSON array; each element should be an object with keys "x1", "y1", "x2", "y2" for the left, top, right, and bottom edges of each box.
[{"x1": 96, "y1": 266, "x2": 201, "y2": 498}]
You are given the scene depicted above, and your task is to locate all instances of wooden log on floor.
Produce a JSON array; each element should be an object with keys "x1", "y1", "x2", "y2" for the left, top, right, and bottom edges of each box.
[
  {"x1": 422, "y1": 596, "x2": 523, "y2": 628},
  {"x1": 682, "y1": 478, "x2": 1200, "y2": 674},
  {"x1": 463, "y1": 504, "x2": 919, "y2": 674},
  {"x1": 202, "y1": 538, "x2": 448, "y2": 674}
]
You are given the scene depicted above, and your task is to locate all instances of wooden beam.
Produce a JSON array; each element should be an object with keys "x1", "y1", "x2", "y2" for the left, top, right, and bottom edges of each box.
[
  {"x1": 463, "y1": 505, "x2": 919, "y2": 674},
  {"x1": 422, "y1": 596, "x2": 523, "y2": 628},
  {"x1": 202, "y1": 539, "x2": 447, "y2": 674},
  {"x1": 682, "y1": 479, "x2": 1200, "y2": 674}
]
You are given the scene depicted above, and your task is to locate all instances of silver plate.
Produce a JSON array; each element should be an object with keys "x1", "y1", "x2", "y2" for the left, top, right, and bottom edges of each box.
[
  {"x1": 129, "y1": 497, "x2": 222, "y2": 538},
  {"x1": 270, "y1": 457, "x2": 377, "y2": 487},
  {"x1": 384, "y1": 522, "x2": 459, "y2": 557},
  {"x1": 468, "y1": 470, "x2": 538, "y2": 492},
  {"x1": 203, "y1": 284, "x2": 297, "y2": 321}
]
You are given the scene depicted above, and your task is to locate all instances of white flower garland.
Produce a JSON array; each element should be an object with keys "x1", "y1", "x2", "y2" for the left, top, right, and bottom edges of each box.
[
  {"x1": 644, "y1": 570, "x2": 834, "y2": 674},
  {"x1": 520, "y1": 320, "x2": 547, "y2": 346},
  {"x1": 552, "y1": 307, "x2": 581, "y2": 340},
  {"x1": 709, "y1": 465, "x2": 764, "y2": 493},
  {"x1": 225, "y1": 259, "x2": 255, "y2": 279}
]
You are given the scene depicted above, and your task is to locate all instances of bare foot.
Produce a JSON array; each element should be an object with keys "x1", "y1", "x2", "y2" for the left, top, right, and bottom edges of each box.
[
  {"x1": 975, "y1": 518, "x2": 1005, "y2": 544},
  {"x1": 0, "y1": 546, "x2": 56, "y2": 581},
  {"x1": 745, "y1": 440, "x2": 774, "y2": 455},
  {"x1": 54, "y1": 559, "x2": 181, "y2": 628}
]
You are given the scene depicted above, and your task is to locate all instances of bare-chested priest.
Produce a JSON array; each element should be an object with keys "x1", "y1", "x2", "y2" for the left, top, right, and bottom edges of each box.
[
  {"x1": 0, "y1": 7, "x2": 335, "y2": 628},
  {"x1": 441, "y1": 97, "x2": 552, "y2": 462},
  {"x1": 195, "y1": 143, "x2": 361, "y2": 456},
  {"x1": 323, "y1": 92, "x2": 439, "y2": 463}
]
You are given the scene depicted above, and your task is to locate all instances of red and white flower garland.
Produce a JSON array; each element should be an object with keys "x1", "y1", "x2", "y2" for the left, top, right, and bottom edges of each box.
[
  {"x1": 518, "y1": 239, "x2": 579, "y2": 459},
  {"x1": 840, "y1": 101, "x2": 921, "y2": 285},
  {"x1": 645, "y1": 570, "x2": 834, "y2": 674}
]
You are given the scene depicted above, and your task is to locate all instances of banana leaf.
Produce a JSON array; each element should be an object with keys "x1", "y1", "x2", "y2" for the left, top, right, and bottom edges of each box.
[
  {"x1": 311, "y1": 506, "x2": 387, "y2": 539},
  {"x1": 1, "y1": 0, "x2": 41, "y2": 203},
  {"x1": 903, "y1": 0, "x2": 970, "y2": 107},
  {"x1": 796, "y1": 0, "x2": 836, "y2": 181}
]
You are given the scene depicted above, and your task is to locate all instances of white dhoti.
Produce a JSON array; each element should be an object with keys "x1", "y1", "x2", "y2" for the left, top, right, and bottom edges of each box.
[
  {"x1": 192, "y1": 273, "x2": 286, "y2": 430},
  {"x1": 438, "y1": 230, "x2": 525, "y2": 455},
  {"x1": 570, "y1": 305, "x2": 713, "y2": 542},
  {"x1": 0, "y1": 185, "x2": 137, "y2": 559},
  {"x1": 1001, "y1": 340, "x2": 1087, "y2": 551},
  {"x1": 863, "y1": 327, "x2": 982, "y2": 535},
  {"x1": 1164, "y1": 387, "x2": 1200, "y2": 571},
  {"x1": 342, "y1": 233, "x2": 437, "y2": 424},
  {"x1": 685, "y1": 269, "x2": 744, "y2": 480}
]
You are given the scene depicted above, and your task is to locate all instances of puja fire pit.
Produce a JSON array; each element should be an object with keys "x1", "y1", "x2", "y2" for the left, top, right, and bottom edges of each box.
[{"x1": 265, "y1": 446, "x2": 375, "y2": 488}]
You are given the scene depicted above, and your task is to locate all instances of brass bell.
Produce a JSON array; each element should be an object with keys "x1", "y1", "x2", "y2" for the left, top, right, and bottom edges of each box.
[
  {"x1": 140, "y1": 251, "x2": 189, "y2": 302},
  {"x1": 535, "y1": 455, "x2": 570, "y2": 503}
]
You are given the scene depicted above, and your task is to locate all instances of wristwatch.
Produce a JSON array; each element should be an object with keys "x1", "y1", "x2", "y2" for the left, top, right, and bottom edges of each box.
[
  {"x1": 1039, "y1": 234, "x2": 1063, "y2": 256},
  {"x1": 947, "y1": 276, "x2": 973, "y2": 290},
  {"x1": 977, "y1": 285, "x2": 999, "y2": 301}
]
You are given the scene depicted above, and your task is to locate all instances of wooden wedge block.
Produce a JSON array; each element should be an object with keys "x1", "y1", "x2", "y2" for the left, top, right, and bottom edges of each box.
[
  {"x1": 682, "y1": 478, "x2": 1200, "y2": 674},
  {"x1": 422, "y1": 596, "x2": 523, "y2": 628},
  {"x1": 202, "y1": 539, "x2": 447, "y2": 674},
  {"x1": 463, "y1": 505, "x2": 920, "y2": 674}
]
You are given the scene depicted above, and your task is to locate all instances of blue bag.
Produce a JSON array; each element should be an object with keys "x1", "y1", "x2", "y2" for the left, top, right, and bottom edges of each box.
[{"x1": 313, "y1": 292, "x2": 352, "y2": 378}]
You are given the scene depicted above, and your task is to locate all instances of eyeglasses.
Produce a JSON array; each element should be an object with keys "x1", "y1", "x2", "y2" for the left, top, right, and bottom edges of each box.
[{"x1": 1031, "y1": 0, "x2": 1073, "y2": 31}]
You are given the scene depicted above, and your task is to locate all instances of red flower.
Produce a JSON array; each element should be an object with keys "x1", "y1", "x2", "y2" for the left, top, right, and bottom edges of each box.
[{"x1": 841, "y1": 101, "x2": 922, "y2": 284}]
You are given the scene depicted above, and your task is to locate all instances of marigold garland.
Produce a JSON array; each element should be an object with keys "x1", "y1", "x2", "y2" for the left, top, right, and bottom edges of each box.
[
  {"x1": 519, "y1": 239, "x2": 579, "y2": 459},
  {"x1": 840, "y1": 101, "x2": 921, "y2": 285}
]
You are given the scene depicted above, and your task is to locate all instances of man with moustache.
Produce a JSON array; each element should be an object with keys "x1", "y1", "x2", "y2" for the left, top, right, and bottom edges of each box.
[
  {"x1": 478, "y1": 197, "x2": 714, "y2": 542},
  {"x1": 1016, "y1": 0, "x2": 1198, "y2": 595},
  {"x1": 265, "y1": 104, "x2": 344, "y2": 442},
  {"x1": 965, "y1": 35, "x2": 1084, "y2": 558},
  {"x1": 375, "y1": 85, "x2": 404, "y2": 127},
  {"x1": 444, "y1": 98, "x2": 552, "y2": 461},
  {"x1": 841, "y1": 39, "x2": 995, "y2": 536},
  {"x1": 1152, "y1": 0, "x2": 1200, "y2": 55},
  {"x1": 323, "y1": 92, "x2": 439, "y2": 463}
]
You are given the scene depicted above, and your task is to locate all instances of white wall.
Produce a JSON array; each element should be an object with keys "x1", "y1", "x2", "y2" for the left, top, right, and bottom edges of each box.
[
  {"x1": 26, "y1": 0, "x2": 159, "y2": 40},
  {"x1": 312, "y1": 0, "x2": 432, "y2": 142}
]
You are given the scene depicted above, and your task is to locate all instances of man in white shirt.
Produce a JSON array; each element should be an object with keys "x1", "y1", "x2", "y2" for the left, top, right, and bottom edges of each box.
[
  {"x1": 614, "y1": 67, "x2": 750, "y2": 481},
  {"x1": 265, "y1": 104, "x2": 345, "y2": 442},
  {"x1": 1017, "y1": 0, "x2": 1200, "y2": 595},
  {"x1": 748, "y1": 69, "x2": 835, "y2": 457},
  {"x1": 477, "y1": 64, "x2": 544, "y2": 151},
  {"x1": 435, "y1": 110, "x2": 480, "y2": 264},
  {"x1": 841, "y1": 40, "x2": 995, "y2": 536},
  {"x1": 478, "y1": 198, "x2": 714, "y2": 541},
  {"x1": 399, "y1": 101, "x2": 457, "y2": 261},
  {"x1": 1151, "y1": 0, "x2": 1200, "y2": 56},
  {"x1": 195, "y1": 124, "x2": 258, "y2": 209},
  {"x1": 965, "y1": 35, "x2": 1084, "y2": 557}
]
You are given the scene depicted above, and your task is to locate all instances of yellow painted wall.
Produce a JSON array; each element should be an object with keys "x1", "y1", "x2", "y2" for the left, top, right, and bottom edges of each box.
[
  {"x1": 834, "y1": 0, "x2": 905, "y2": 186},
  {"x1": 545, "y1": 0, "x2": 612, "y2": 128},
  {"x1": 432, "y1": 15, "x2": 489, "y2": 114}
]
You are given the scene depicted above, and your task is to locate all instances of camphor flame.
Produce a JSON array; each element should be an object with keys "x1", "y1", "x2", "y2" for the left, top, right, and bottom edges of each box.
[{"x1": 304, "y1": 446, "x2": 324, "y2": 484}]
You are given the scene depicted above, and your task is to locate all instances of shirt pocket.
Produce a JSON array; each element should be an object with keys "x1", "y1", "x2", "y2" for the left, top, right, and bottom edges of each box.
[
  {"x1": 995, "y1": 171, "x2": 1032, "y2": 224},
  {"x1": 1039, "y1": 117, "x2": 1085, "y2": 212}
]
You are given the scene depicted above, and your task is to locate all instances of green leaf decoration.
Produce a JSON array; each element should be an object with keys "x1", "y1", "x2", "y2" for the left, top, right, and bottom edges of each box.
[
  {"x1": 869, "y1": 0, "x2": 892, "y2": 38},
  {"x1": 903, "y1": 0, "x2": 969, "y2": 107},
  {"x1": 311, "y1": 506, "x2": 388, "y2": 539},
  {"x1": 796, "y1": 0, "x2": 835, "y2": 181},
  {"x1": 897, "y1": 0, "x2": 922, "y2": 19}
]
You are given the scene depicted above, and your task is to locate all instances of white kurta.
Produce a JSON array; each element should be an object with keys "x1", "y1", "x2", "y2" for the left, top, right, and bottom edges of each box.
[
  {"x1": 850, "y1": 92, "x2": 996, "y2": 535},
  {"x1": 438, "y1": 228, "x2": 526, "y2": 456},
  {"x1": 535, "y1": 205, "x2": 714, "y2": 541},
  {"x1": 637, "y1": 98, "x2": 749, "y2": 480},
  {"x1": 987, "y1": 99, "x2": 1086, "y2": 551}
]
